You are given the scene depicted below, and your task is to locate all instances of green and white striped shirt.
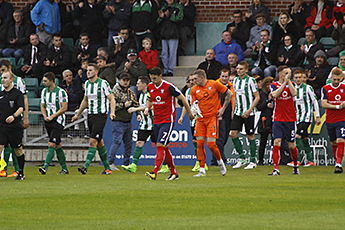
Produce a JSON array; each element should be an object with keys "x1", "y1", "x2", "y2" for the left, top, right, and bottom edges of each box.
[
  {"x1": 41, "y1": 86, "x2": 68, "y2": 126},
  {"x1": 233, "y1": 75, "x2": 258, "y2": 116},
  {"x1": 0, "y1": 75, "x2": 26, "y2": 94},
  {"x1": 138, "y1": 90, "x2": 153, "y2": 130},
  {"x1": 185, "y1": 88, "x2": 196, "y2": 127},
  {"x1": 85, "y1": 78, "x2": 112, "y2": 114},
  {"x1": 295, "y1": 83, "x2": 320, "y2": 123}
]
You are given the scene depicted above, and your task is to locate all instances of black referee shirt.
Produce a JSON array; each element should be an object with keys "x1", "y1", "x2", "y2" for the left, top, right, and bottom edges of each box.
[{"x1": 0, "y1": 87, "x2": 24, "y2": 128}]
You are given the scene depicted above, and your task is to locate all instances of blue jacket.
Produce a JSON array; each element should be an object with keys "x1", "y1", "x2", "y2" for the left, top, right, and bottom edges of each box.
[
  {"x1": 31, "y1": 0, "x2": 60, "y2": 34},
  {"x1": 213, "y1": 40, "x2": 244, "y2": 66}
]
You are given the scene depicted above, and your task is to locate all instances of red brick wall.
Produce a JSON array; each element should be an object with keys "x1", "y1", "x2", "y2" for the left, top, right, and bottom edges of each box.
[
  {"x1": 8, "y1": 0, "x2": 295, "y2": 22},
  {"x1": 193, "y1": 0, "x2": 295, "y2": 22}
]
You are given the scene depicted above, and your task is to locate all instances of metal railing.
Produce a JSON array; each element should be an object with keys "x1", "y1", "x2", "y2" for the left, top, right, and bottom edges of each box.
[{"x1": 24, "y1": 111, "x2": 90, "y2": 148}]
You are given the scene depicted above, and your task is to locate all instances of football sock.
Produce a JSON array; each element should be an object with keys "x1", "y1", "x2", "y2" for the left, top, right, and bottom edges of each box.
[
  {"x1": 56, "y1": 147, "x2": 68, "y2": 170},
  {"x1": 164, "y1": 147, "x2": 177, "y2": 175},
  {"x1": 98, "y1": 146, "x2": 110, "y2": 170},
  {"x1": 232, "y1": 137, "x2": 244, "y2": 159},
  {"x1": 290, "y1": 147, "x2": 299, "y2": 166},
  {"x1": 207, "y1": 141, "x2": 221, "y2": 161},
  {"x1": 132, "y1": 146, "x2": 143, "y2": 165},
  {"x1": 3, "y1": 147, "x2": 11, "y2": 170},
  {"x1": 249, "y1": 139, "x2": 257, "y2": 163},
  {"x1": 303, "y1": 139, "x2": 313, "y2": 162},
  {"x1": 43, "y1": 147, "x2": 55, "y2": 169},
  {"x1": 336, "y1": 142, "x2": 345, "y2": 165},
  {"x1": 272, "y1": 145, "x2": 280, "y2": 170},
  {"x1": 196, "y1": 139, "x2": 206, "y2": 168},
  {"x1": 332, "y1": 144, "x2": 337, "y2": 161},
  {"x1": 12, "y1": 153, "x2": 20, "y2": 172},
  {"x1": 17, "y1": 154, "x2": 25, "y2": 175},
  {"x1": 152, "y1": 146, "x2": 166, "y2": 174},
  {"x1": 84, "y1": 147, "x2": 97, "y2": 169},
  {"x1": 296, "y1": 138, "x2": 304, "y2": 161}
]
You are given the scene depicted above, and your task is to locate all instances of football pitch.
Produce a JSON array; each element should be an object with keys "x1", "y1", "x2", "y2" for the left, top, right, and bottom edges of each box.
[{"x1": 1, "y1": 166, "x2": 345, "y2": 230}]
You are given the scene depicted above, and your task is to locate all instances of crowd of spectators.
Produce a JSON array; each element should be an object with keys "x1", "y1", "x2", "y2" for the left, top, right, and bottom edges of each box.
[{"x1": 0, "y1": 0, "x2": 343, "y2": 112}]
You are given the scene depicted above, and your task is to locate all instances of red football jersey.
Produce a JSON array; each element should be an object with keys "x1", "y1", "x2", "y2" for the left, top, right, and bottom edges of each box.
[
  {"x1": 270, "y1": 82, "x2": 297, "y2": 122},
  {"x1": 321, "y1": 83, "x2": 345, "y2": 123},
  {"x1": 148, "y1": 80, "x2": 181, "y2": 124}
]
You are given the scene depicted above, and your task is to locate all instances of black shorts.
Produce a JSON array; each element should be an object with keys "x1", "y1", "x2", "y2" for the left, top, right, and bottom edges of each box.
[
  {"x1": 0, "y1": 126, "x2": 23, "y2": 149},
  {"x1": 45, "y1": 120, "x2": 64, "y2": 144},
  {"x1": 87, "y1": 114, "x2": 107, "y2": 141},
  {"x1": 296, "y1": 122, "x2": 311, "y2": 138},
  {"x1": 137, "y1": 129, "x2": 154, "y2": 142},
  {"x1": 230, "y1": 115, "x2": 255, "y2": 135}
]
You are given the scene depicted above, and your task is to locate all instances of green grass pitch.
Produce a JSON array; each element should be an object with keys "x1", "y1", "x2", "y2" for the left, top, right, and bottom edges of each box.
[{"x1": 1, "y1": 165, "x2": 345, "y2": 230}]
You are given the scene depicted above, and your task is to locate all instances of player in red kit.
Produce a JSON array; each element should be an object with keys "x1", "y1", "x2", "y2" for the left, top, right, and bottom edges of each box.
[
  {"x1": 145, "y1": 67, "x2": 193, "y2": 180},
  {"x1": 321, "y1": 68, "x2": 345, "y2": 174},
  {"x1": 269, "y1": 66, "x2": 299, "y2": 176}
]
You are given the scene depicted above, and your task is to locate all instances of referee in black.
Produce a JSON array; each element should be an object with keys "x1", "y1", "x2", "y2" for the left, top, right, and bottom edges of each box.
[{"x1": 0, "y1": 72, "x2": 25, "y2": 180}]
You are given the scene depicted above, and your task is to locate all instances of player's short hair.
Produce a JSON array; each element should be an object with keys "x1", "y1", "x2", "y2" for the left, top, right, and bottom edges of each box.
[
  {"x1": 0, "y1": 59, "x2": 11, "y2": 68},
  {"x1": 142, "y1": 37, "x2": 152, "y2": 44},
  {"x1": 262, "y1": 76, "x2": 274, "y2": 87},
  {"x1": 220, "y1": 68, "x2": 230, "y2": 74},
  {"x1": 138, "y1": 76, "x2": 150, "y2": 85},
  {"x1": 2, "y1": 71, "x2": 14, "y2": 79},
  {"x1": 277, "y1": 65, "x2": 289, "y2": 73},
  {"x1": 332, "y1": 68, "x2": 343, "y2": 77},
  {"x1": 88, "y1": 63, "x2": 100, "y2": 72},
  {"x1": 193, "y1": 69, "x2": 207, "y2": 78},
  {"x1": 43, "y1": 72, "x2": 56, "y2": 82},
  {"x1": 293, "y1": 69, "x2": 306, "y2": 76},
  {"x1": 149, "y1": 67, "x2": 162, "y2": 76},
  {"x1": 238, "y1": 61, "x2": 249, "y2": 70},
  {"x1": 233, "y1": 10, "x2": 242, "y2": 15}
]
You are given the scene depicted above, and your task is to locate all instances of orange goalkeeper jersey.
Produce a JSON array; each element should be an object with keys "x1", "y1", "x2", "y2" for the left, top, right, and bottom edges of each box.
[{"x1": 190, "y1": 80, "x2": 228, "y2": 118}]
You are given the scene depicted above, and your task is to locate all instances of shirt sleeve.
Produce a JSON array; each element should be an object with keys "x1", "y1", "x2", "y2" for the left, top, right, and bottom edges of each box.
[
  {"x1": 190, "y1": 87, "x2": 196, "y2": 104},
  {"x1": 16, "y1": 90, "x2": 24, "y2": 109},
  {"x1": 169, "y1": 84, "x2": 181, "y2": 97},
  {"x1": 40, "y1": 88, "x2": 45, "y2": 105},
  {"x1": 321, "y1": 87, "x2": 327, "y2": 100},
  {"x1": 60, "y1": 89, "x2": 68, "y2": 103},
  {"x1": 17, "y1": 77, "x2": 27, "y2": 95},
  {"x1": 250, "y1": 78, "x2": 258, "y2": 93},
  {"x1": 102, "y1": 80, "x2": 111, "y2": 96},
  {"x1": 215, "y1": 81, "x2": 228, "y2": 94},
  {"x1": 308, "y1": 86, "x2": 320, "y2": 117},
  {"x1": 270, "y1": 83, "x2": 277, "y2": 92}
]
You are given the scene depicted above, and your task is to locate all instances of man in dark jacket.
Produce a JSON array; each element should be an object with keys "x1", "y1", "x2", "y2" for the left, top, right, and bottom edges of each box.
[
  {"x1": 226, "y1": 10, "x2": 250, "y2": 51},
  {"x1": 73, "y1": 33, "x2": 97, "y2": 68},
  {"x1": 108, "y1": 72, "x2": 139, "y2": 168},
  {"x1": 73, "y1": 0, "x2": 105, "y2": 45},
  {"x1": 197, "y1": 48, "x2": 222, "y2": 80},
  {"x1": 96, "y1": 55, "x2": 117, "y2": 88},
  {"x1": 300, "y1": 29, "x2": 324, "y2": 66},
  {"x1": 115, "y1": 49, "x2": 147, "y2": 89},
  {"x1": 19, "y1": 33, "x2": 47, "y2": 80},
  {"x1": 44, "y1": 33, "x2": 71, "y2": 78},
  {"x1": 130, "y1": 0, "x2": 158, "y2": 51},
  {"x1": 276, "y1": 34, "x2": 303, "y2": 68},
  {"x1": 2, "y1": 10, "x2": 31, "y2": 60},
  {"x1": 251, "y1": 29, "x2": 276, "y2": 78},
  {"x1": 60, "y1": 69, "x2": 83, "y2": 112},
  {"x1": 306, "y1": 50, "x2": 332, "y2": 98},
  {"x1": 178, "y1": 0, "x2": 196, "y2": 55},
  {"x1": 103, "y1": 0, "x2": 131, "y2": 47}
]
